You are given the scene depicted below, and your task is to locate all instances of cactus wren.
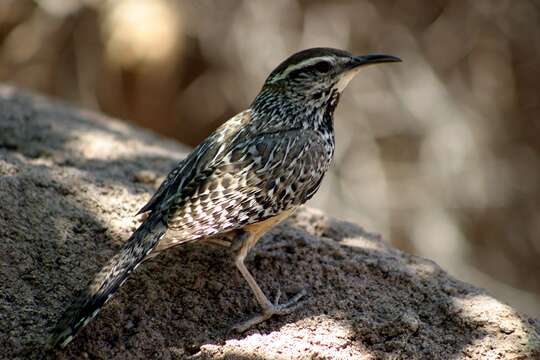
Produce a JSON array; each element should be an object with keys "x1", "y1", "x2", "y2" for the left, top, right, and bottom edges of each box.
[{"x1": 48, "y1": 47, "x2": 400, "y2": 348}]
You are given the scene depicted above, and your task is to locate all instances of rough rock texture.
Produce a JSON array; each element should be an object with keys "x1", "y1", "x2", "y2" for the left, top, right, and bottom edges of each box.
[{"x1": 1, "y1": 85, "x2": 539, "y2": 360}]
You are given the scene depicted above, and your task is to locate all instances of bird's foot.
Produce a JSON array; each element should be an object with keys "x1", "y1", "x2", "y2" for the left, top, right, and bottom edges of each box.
[{"x1": 232, "y1": 288, "x2": 306, "y2": 333}]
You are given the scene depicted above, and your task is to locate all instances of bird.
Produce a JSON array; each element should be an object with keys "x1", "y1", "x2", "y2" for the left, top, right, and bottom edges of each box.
[{"x1": 47, "y1": 47, "x2": 400, "y2": 349}]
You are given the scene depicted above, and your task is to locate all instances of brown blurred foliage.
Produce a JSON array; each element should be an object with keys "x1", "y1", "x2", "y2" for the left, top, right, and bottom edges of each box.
[{"x1": 1, "y1": 0, "x2": 539, "y2": 316}]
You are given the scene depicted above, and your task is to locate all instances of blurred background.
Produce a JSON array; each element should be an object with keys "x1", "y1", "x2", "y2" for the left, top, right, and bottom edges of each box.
[{"x1": 1, "y1": 0, "x2": 539, "y2": 317}]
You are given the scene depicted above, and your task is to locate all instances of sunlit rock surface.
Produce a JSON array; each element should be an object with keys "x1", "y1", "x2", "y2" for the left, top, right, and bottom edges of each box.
[{"x1": 1, "y1": 86, "x2": 539, "y2": 359}]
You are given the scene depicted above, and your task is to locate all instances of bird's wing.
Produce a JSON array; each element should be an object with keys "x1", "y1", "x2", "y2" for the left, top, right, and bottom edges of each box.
[
  {"x1": 137, "y1": 160, "x2": 185, "y2": 215},
  {"x1": 137, "y1": 111, "x2": 252, "y2": 215},
  {"x1": 158, "y1": 129, "x2": 328, "y2": 248}
]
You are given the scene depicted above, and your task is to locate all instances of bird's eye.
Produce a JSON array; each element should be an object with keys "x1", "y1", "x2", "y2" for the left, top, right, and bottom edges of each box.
[
  {"x1": 286, "y1": 60, "x2": 332, "y2": 79},
  {"x1": 313, "y1": 61, "x2": 331, "y2": 73}
]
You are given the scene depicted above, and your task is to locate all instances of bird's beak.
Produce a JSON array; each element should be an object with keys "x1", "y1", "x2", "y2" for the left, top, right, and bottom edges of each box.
[
  {"x1": 335, "y1": 54, "x2": 401, "y2": 92},
  {"x1": 348, "y1": 54, "x2": 402, "y2": 69}
]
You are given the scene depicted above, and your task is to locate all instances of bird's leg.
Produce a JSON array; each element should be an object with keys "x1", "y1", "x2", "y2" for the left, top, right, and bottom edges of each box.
[
  {"x1": 230, "y1": 212, "x2": 305, "y2": 332},
  {"x1": 233, "y1": 249, "x2": 306, "y2": 332},
  {"x1": 202, "y1": 238, "x2": 232, "y2": 248},
  {"x1": 202, "y1": 229, "x2": 246, "y2": 249}
]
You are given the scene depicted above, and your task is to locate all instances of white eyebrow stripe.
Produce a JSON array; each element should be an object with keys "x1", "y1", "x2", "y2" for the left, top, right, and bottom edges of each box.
[{"x1": 270, "y1": 56, "x2": 335, "y2": 82}]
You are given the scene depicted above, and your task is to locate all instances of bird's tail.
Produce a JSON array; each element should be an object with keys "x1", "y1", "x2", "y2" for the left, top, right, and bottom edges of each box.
[{"x1": 47, "y1": 213, "x2": 167, "y2": 349}]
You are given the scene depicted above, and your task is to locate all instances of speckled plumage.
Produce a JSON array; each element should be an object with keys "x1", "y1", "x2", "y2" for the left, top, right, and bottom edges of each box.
[{"x1": 48, "y1": 48, "x2": 400, "y2": 349}]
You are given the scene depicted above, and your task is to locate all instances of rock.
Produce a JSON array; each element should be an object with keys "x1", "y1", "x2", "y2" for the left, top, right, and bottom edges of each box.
[{"x1": 0, "y1": 85, "x2": 539, "y2": 359}]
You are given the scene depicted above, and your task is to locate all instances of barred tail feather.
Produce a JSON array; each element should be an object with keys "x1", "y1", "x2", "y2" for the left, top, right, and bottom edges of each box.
[{"x1": 47, "y1": 214, "x2": 167, "y2": 349}]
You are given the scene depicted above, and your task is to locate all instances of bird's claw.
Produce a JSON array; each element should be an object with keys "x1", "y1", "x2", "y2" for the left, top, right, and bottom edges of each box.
[{"x1": 232, "y1": 288, "x2": 306, "y2": 333}]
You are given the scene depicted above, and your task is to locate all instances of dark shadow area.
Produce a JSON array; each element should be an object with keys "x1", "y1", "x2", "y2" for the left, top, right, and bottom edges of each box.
[
  {"x1": 1, "y1": 87, "x2": 538, "y2": 359},
  {"x1": 0, "y1": 86, "x2": 186, "y2": 359}
]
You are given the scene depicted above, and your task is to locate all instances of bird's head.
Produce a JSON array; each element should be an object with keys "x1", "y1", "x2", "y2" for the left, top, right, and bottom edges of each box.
[{"x1": 256, "y1": 47, "x2": 400, "y2": 111}]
